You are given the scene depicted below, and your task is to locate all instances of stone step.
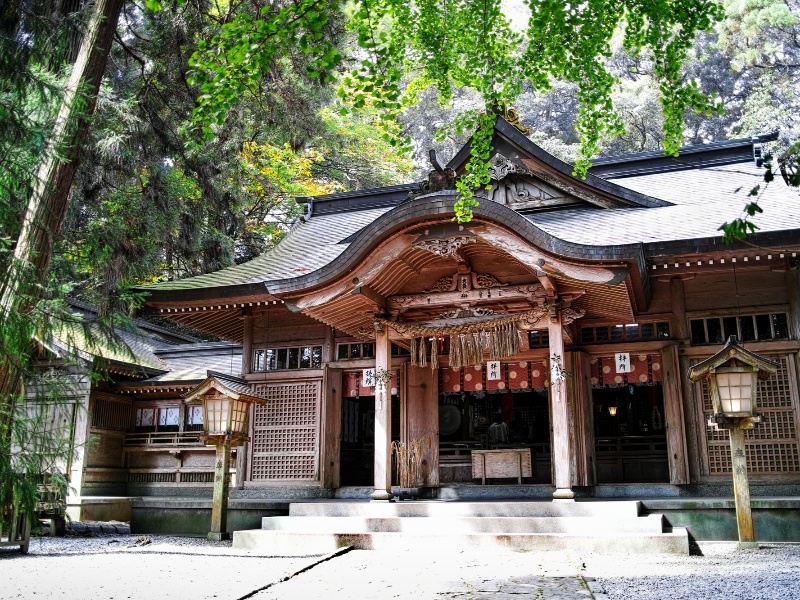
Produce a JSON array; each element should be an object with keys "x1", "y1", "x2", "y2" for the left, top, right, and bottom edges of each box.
[
  {"x1": 288, "y1": 500, "x2": 642, "y2": 519},
  {"x1": 233, "y1": 528, "x2": 690, "y2": 555},
  {"x1": 260, "y1": 514, "x2": 666, "y2": 534}
]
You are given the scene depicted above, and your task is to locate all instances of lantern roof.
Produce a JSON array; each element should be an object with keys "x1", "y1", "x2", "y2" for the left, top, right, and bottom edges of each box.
[
  {"x1": 183, "y1": 370, "x2": 268, "y2": 404},
  {"x1": 687, "y1": 336, "x2": 780, "y2": 383}
]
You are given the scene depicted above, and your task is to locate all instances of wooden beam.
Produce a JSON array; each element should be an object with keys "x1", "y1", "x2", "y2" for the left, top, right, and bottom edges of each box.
[
  {"x1": 566, "y1": 351, "x2": 595, "y2": 487},
  {"x1": 388, "y1": 284, "x2": 544, "y2": 311},
  {"x1": 670, "y1": 278, "x2": 689, "y2": 341},
  {"x1": 405, "y1": 363, "x2": 440, "y2": 487},
  {"x1": 786, "y1": 267, "x2": 800, "y2": 341},
  {"x1": 538, "y1": 272, "x2": 557, "y2": 299},
  {"x1": 352, "y1": 285, "x2": 387, "y2": 310},
  {"x1": 241, "y1": 315, "x2": 254, "y2": 375}
]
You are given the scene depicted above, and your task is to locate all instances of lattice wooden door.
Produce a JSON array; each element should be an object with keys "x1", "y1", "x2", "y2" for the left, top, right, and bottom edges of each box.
[
  {"x1": 700, "y1": 354, "x2": 800, "y2": 475},
  {"x1": 249, "y1": 381, "x2": 321, "y2": 481}
]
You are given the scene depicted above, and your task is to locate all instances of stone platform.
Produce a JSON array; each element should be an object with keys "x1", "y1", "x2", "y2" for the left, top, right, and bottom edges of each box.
[{"x1": 232, "y1": 500, "x2": 690, "y2": 555}]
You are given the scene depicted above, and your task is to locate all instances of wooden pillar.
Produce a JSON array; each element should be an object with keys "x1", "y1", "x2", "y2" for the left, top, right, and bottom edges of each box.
[
  {"x1": 661, "y1": 344, "x2": 690, "y2": 484},
  {"x1": 679, "y1": 354, "x2": 703, "y2": 481},
  {"x1": 405, "y1": 363, "x2": 440, "y2": 487},
  {"x1": 786, "y1": 268, "x2": 800, "y2": 341},
  {"x1": 566, "y1": 351, "x2": 595, "y2": 487},
  {"x1": 729, "y1": 423, "x2": 757, "y2": 547},
  {"x1": 208, "y1": 442, "x2": 231, "y2": 541},
  {"x1": 670, "y1": 278, "x2": 689, "y2": 342},
  {"x1": 371, "y1": 326, "x2": 393, "y2": 500},
  {"x1": 234, "y1": 441, "x2": 248, "y2": 489},
  {"x1": 323, "y1": 325, "x2": 335, "y2": 363},
  {"x1": 548, "y1": 311, "x2": 573, "y2": 500},
  {"x1": 241, "y1": 313, "x2": 254, "y2": 375},
  {"x1": 320, "y1": 367, "x2": 343, "y2": 489},
  {"x1": 67, "y1": 375, "x2": 93, "y2": 499}
]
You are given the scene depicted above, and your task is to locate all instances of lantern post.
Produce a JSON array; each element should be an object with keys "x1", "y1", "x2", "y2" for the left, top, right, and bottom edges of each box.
[
  {"x1": 184, "y1": 372, "x2": 267, "y2": 541},
  {"x1": 688, "y1": 336, "x2": 778, "y2": 548}
]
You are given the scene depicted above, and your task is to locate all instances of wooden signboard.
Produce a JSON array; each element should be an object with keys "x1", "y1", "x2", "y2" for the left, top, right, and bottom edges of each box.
[{"x1": 472, "y1": 448, "x2": 532, "y2": 484}]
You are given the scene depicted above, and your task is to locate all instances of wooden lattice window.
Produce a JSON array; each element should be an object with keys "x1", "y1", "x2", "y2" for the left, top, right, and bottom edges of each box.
[
  {"x1": 91, "y1": 393, "x2": 131, "y2": 431},
  {"x1": 701, "y1": 354, "x2": 800, "y2": 475},
  {"x1": 249, "y1": 381, "x2": 321, "y2": 481}
]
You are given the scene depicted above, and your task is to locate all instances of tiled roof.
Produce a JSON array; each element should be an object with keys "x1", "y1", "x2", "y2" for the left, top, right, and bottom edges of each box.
[
  {"x1": 145, "y1": 207, "x2": 391, "y2": 292},
  {"x1": 137, "y1": 133, "x2": 800, "y2": 299},
  {"x1": 47, "y1": 321, "x2": 168, "y2": 373},
  {"x1": 529, "y1": 162, "x2": 800, "y2": 247},
  {"x1": 148, "y1": 342, "x2": 242, "y2": 382}
]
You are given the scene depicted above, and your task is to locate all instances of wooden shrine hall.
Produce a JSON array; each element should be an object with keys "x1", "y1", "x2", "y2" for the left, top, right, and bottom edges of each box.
[{"x1": 69, "y1": 116, "x2": 800, "y2": 528}]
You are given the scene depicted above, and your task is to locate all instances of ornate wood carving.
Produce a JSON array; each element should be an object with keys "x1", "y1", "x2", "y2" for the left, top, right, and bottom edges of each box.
[
  {"x1": 474, "y1": 272, "x2": 508, "y2": 289},
  {"x1": 389, "y1": 283, "x2": 545, "y2": 311},
  {"x1": 488, "y1": 154, "x2": 531, "y2": 180},
  {"x1": 561, "y1": 307, "x2": 585, "y2": 326},
  {"x1": 413, "y1": 236, "x2": 477, "y2": 258},
  {"x1": 427, "y1": 276, "x2": 457, "y2": 293},
  {"x1": 437, "y1": 307, "x2": 496, "y2": 320},
  {"x1": 424, "y1": 269, "x2": 510, "y2": 295},
  {"x1": 356, "y1": 325, "x2": 376, "y2": 339}
]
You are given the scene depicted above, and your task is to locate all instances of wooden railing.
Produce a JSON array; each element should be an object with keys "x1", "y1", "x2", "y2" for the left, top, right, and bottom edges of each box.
[
  {"x1": 123, "y1": 431, "x2": 205, "y2": 448},
  {"x1": 127, "y1": 468, "x2": 235, "y2": 485},
  {"x1": 595, "y1": 436, "x2": 667, "y2": 454}
]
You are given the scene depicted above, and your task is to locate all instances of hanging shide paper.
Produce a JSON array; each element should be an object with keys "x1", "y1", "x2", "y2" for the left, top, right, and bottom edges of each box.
[{"x1": 375, "y1": 304, "x2": 549, "y2": 370}]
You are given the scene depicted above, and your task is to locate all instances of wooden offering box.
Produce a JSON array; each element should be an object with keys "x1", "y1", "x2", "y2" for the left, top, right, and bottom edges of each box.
[{"x1": 472, "y1": 448, "x2": 532, "y2": 484}]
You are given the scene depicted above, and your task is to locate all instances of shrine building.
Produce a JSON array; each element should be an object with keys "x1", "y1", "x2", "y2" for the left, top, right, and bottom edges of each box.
[{"x1": 65, "y1": 116, "x2": 800, "y2": 538}]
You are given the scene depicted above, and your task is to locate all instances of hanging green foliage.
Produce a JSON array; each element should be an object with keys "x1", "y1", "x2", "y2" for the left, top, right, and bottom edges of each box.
[{"x1": 189, "y1": 0, "x2": 726, "y2": 222}]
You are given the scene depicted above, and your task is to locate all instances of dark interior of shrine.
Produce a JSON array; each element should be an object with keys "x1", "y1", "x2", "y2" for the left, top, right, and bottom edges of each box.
[{"x1": 592, "y1": 383, "x2": 669, "y2": 483}]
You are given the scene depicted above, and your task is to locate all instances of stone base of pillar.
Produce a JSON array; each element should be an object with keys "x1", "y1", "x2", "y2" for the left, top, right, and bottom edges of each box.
[
  {"x1": 552, "y1": 488, "x2": 575, "y2": 501},
  {"x1": 737, "y1": 541, "x2": 759, "y2": 550},
  {"x1": 370, "y1": 490, "x2": 394, "y2": 501},
  {"x1": 207, "y1": 532, "x2": 230, "y2": 541}
]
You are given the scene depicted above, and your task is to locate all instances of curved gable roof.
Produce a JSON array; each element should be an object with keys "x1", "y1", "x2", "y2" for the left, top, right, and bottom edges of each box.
[{"x1": 139, "y1": 122, "x2": 800, "y2": 306}]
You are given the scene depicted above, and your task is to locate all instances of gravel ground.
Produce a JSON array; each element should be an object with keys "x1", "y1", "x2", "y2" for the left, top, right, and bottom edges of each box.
[
  {"x1": 583, "y1": 542, "x2": 800, "y2": 600},
  {"x1": 0, "y1": 533, "x2": 329, "y2": 600},
  {"x1": 2, "y1": 531, "x2": 800, "y2": 600}
]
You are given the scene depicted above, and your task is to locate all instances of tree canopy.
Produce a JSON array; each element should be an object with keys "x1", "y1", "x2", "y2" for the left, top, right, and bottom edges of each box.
[{"x1": 190, "y1": 0, "x2": 731, "y2": 221}]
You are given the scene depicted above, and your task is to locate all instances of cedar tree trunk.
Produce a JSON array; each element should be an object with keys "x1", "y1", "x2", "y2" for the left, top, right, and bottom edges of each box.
[{"x1": 0, "y1": 0, "x2": 125, "y2": 403}]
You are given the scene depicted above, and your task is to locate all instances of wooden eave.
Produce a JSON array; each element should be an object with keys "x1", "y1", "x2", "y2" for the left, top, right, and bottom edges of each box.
[
  {"x1": 282, "y1": 214, "x2": 642, "y2": 338},
  {"x1": 145, "y1": 296, "x2": 287, "y2": 343},
  {"x1": 94, "y1": 359, "x2": 164, "y2": 380},
  {"x1": 650, "y1": 248, "x2": 800, "y2": 280},
  {"x1": 264, "y1": 194, "x2": 651, "y2": 297}
]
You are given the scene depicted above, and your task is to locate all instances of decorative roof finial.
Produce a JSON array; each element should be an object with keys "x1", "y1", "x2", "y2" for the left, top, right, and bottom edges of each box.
[{"x1": 495, "y1": 101, "x2": 530, "y2": 135}]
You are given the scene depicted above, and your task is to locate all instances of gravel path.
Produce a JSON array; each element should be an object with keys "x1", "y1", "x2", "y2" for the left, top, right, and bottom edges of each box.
[
  {"x1": 0, "y1": 534, "x2": 329, "y2": 600},
  {"x1": 583, "y1": 542, "x2": 800, "y2": 600},
  {"x1": 3, "y1": 532, "x2": 800, "y2": 600}
]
